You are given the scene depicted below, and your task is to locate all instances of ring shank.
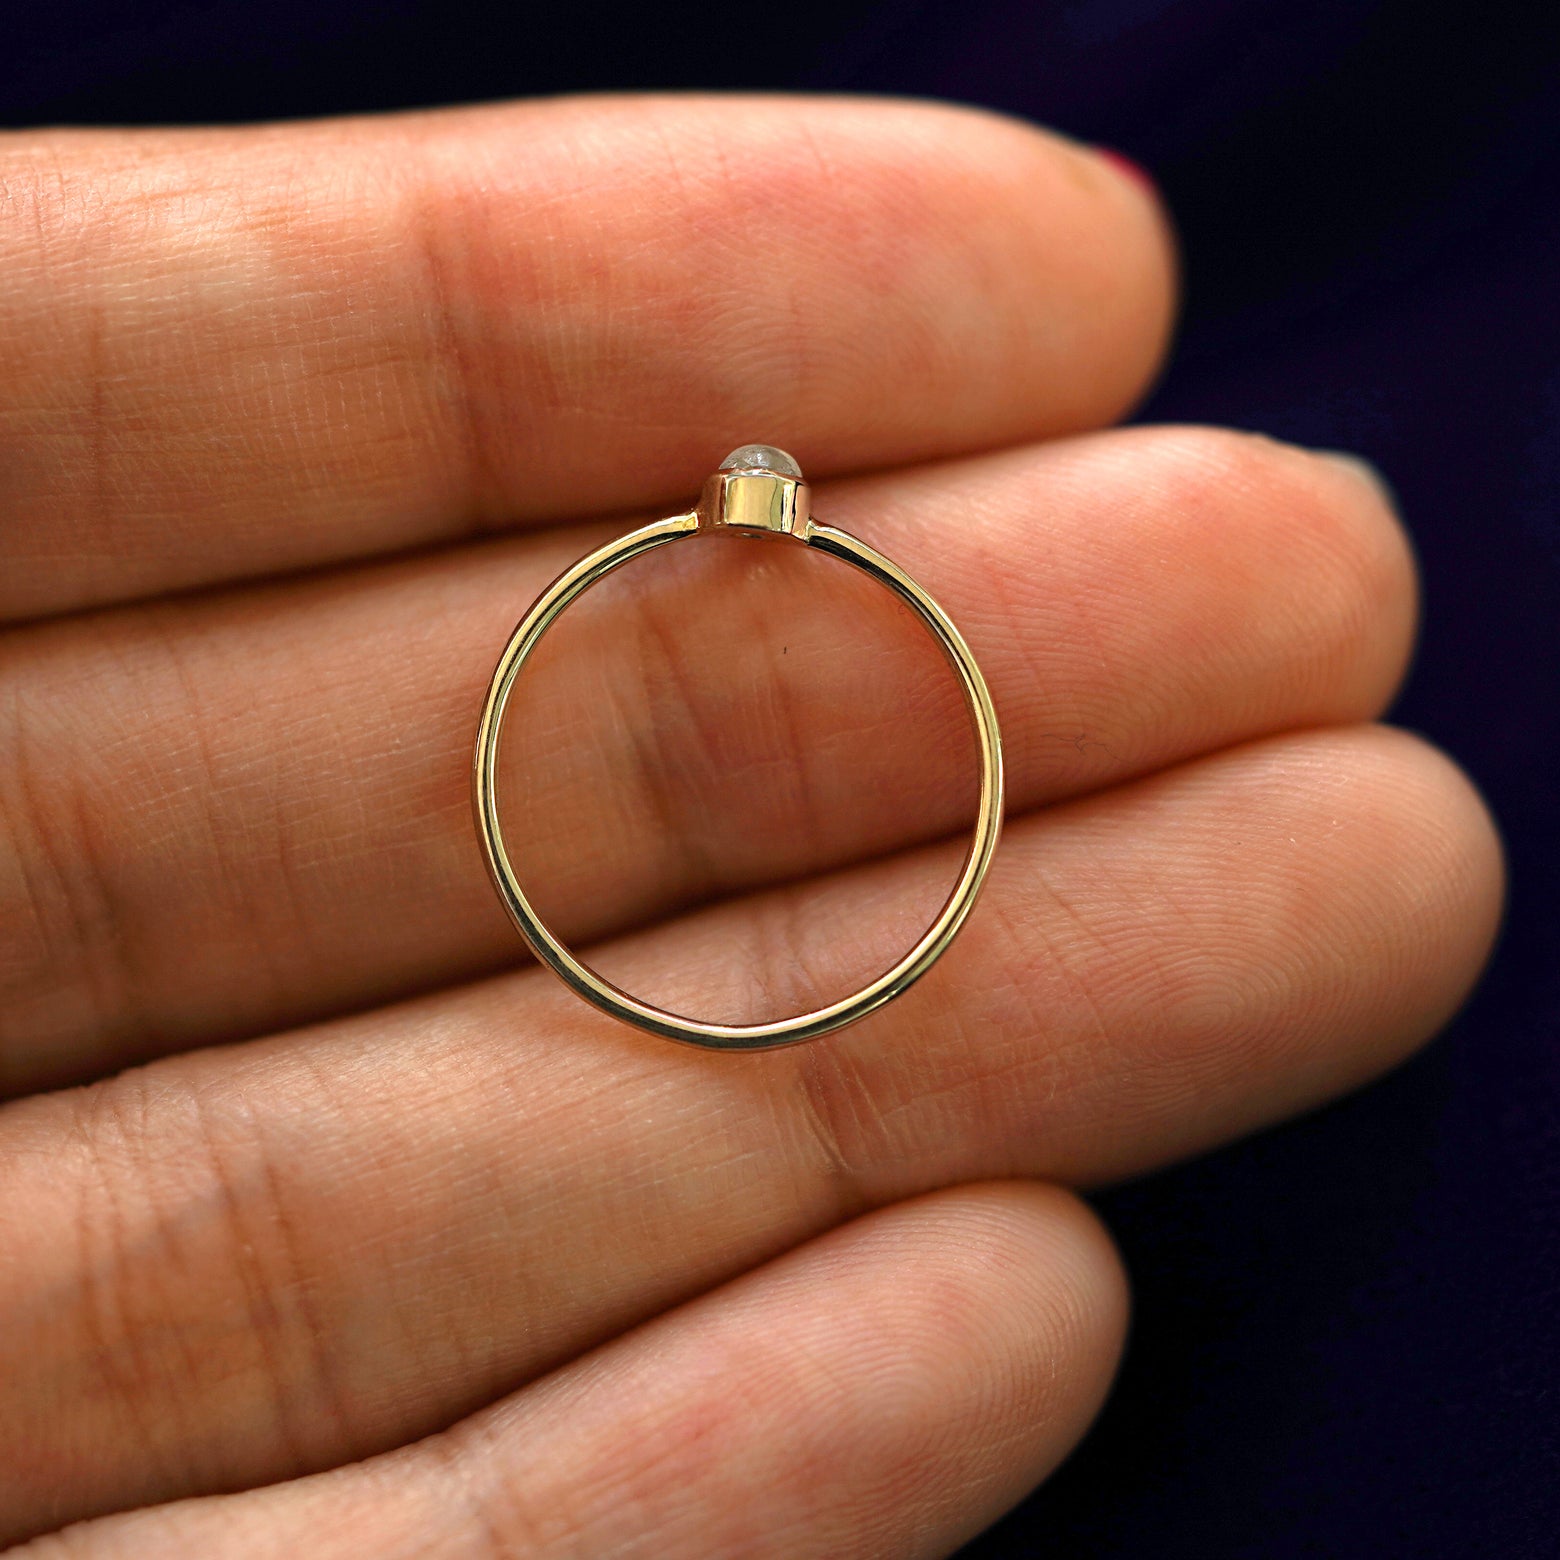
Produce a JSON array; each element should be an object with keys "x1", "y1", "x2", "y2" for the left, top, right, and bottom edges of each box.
[{"x1": 472, "y1": 511, "x2": 1004, "y2": 1050}]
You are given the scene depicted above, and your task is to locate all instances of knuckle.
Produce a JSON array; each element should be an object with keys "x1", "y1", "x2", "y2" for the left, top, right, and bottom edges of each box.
[
  {"x1": 791, "y1": 1038, "x2": 883, "y2": 1201},
  {"x1": 51, "y1": 1065, "x2": 346, "y2": 1477},
  {"x1": 0, "y1": 139, "x2": 90, "y2": 272},
  {"x1": 0, "y1": 661, "x2": 132, "y2": 1092},
  {"x1": 614, "y1": 552, "x2": 835, "y2": 897}
]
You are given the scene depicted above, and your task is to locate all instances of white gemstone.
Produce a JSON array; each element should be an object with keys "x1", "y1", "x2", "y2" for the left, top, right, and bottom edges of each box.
[{"x1": 719, "y1": 443, "x2": 803, "y2": 479}]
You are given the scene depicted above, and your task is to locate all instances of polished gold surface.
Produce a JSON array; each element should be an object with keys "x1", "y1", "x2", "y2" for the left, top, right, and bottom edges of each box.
[{"x1": 472, "y1": 450, "x2": 1004, "y2": 1050}]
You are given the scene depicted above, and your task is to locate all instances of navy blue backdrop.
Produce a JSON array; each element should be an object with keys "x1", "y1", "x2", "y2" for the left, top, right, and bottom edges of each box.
[{"x1": 7, "y1": 3, "x2": 1558, "y2": 1555}]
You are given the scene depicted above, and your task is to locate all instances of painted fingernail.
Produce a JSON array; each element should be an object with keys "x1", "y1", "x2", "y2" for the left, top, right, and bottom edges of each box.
[
  {"x1": 1316, "y1": 449, "x2": 1396, "y2": 504},
  {"x1": 1095, "y1": 147, "x2": 1157, "y2": 195}
]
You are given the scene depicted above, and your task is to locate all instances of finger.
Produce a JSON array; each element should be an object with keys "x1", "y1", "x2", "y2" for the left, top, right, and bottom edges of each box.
[
  {"x1": 0, "y1": 94, "x2": 1173, "y2": 621},
  {"x1": 0, "y1": 726, "x2": 1501, "y2": 1539},
  {"x1": 0, "y1": 428, "x2": 1413, "y2": 1095},
  {"x1": 13, "y1": 1185, "x2": 1124, "y2": 1560}
]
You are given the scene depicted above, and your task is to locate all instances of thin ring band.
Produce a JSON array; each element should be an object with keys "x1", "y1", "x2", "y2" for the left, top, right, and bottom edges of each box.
[{"x1": 472, "y1": 447, "x2": 1004, "y2": 1050}]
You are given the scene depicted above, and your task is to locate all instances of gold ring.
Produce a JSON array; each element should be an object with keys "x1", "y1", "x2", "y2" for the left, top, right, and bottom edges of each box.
[{"x1": 473, "y1": 445, "x2": 1004, "y2": 1050}]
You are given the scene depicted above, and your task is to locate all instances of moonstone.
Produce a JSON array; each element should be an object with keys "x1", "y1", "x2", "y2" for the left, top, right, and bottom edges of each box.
[{"x1": 718, "y1": 443, "x2": 803, "y2": 479}]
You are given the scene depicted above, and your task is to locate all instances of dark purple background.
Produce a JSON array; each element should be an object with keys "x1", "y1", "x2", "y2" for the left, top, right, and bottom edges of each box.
[{"x1": 8, "y1": 3, "x2": 1558, "y2": 1554}]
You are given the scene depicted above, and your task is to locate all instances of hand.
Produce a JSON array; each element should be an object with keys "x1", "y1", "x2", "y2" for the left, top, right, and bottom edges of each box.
[{"x1": 0, "y1": 96, "x2": 1500, "y2": 1556}]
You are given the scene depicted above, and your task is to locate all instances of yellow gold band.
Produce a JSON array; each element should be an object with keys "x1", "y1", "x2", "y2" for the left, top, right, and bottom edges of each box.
[{"x1": 472, "y1": 451, "x2": 1003, "y2": 1050}]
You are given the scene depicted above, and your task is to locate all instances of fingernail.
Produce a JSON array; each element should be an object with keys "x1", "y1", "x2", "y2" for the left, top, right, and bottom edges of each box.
[
  {"x1": 1095, "y1": 147, "x2": 1157, "y2": 195},
  {"x1": 1315, "y1": 449, "x2": 1396, "y2": 504}
]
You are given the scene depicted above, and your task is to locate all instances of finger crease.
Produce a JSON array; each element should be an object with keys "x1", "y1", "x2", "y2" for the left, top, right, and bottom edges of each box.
[{"x1": 412, "y1": 193, "x2": 498, "y2": 539}]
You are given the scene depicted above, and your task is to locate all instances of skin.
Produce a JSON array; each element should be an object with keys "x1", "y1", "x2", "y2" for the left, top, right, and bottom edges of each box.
[{"x1": 0, "y1": 94, "x2": 1502, "y2": 1557}]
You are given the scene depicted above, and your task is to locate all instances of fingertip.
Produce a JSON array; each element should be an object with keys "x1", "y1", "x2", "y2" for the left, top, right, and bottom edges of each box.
[
  {"x1": 1356, "y1": 726, "x2": 1507, "y2": 1022},
  {"x1": 865, "y1": 1182, "x2": 1131, "y2": 1472},
  {"x1": 1093, "y1": 145, "x2": 1159, "y2": 196},
  {"x1": 960, "y1": 1180, "x2": 1131, "y2": 1370}
]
